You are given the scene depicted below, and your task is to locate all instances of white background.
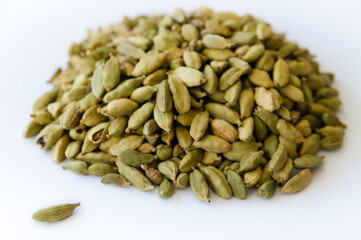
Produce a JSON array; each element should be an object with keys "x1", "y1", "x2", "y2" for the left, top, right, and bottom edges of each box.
[{"x1": 1, "y1": 0, "x2": 361, "y2": 239}]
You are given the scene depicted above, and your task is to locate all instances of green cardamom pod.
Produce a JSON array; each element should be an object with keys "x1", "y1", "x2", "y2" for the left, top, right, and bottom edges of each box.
[
  {"x1": 103, "y1": 77, "x2": 144, "y2": 103},
  {"x1": 116, "y1": 160, "x2": 155, "y2": 191},
  {"x1": 190, "y1": 111, "x2": 209, "y2": 141},
  {"x1": 32, "y1": 203, "x2": 80, "y2": 222},
  {"x1": 62, "y1": 160, "x2": 88, "y2": 175},
  {"x1": 280, "y1": 168, "x2": 312, "y2": 194},
  {"x1": 190, "y1": 169, "x2": 210, "y2": 202},
  {"x1": 87, "y1": 163, "x2": 118, "y2": 177},
  {"x1": 198, "y1": 164, "x2": 232, "y2": 199},
  {"x1": 132, "y1": 52, "x2": 167, "y2": 77},
  {"x1": 174, "y1": 172, "x2": 189, "y2": 189},
  {"x1": 179, "y1": 149, "x2": 204, "y2": 173},
  {"x1": 192, "y1": 135, "x2": 231, "y2": 153},
  {"x1": 226, "y1": 169, "x2": 246, "y2": 200},
  {"x1": 156, "y1": 80, "x2": 173, "y2": 113},
  {"x1": 294, "y1": 155, "x2": 324, "y2": 169},
  {"x1": 101, "y1": 173, "x2": 131, "y2": 187},
  {"x1": 158, "y1": 178, "x2": 174, "y2": 198},
  {"x1": 168, "y1": 73, "x2": 191, "y2": 114},
  {"x1": 118, "y1": 150, "x2": 156, "y2": 167},
  {"x1": 257, "y1": 180, "x2": 275, "y2": 199},
  {"x1": 158, "y1": 160, "x2": 179, "y2": 180}
]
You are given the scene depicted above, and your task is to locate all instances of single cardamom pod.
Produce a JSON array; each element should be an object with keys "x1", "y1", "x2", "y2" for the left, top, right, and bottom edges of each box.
[
  {"x1": 294, "y1": 155, "x2": 324, "y2": 169},
  {"x1": 51, "y1": 135, "x2": 70, "y2": 163},
  {"x1": 103, "y1": 77, "x2": 144, "y2": 103},
  {"x1": 130, "y1": 85, "x2": 157, "y2": 103},
  {"x1": 116, "y1": 160, "x2": 155, "y2": 191},
  {"x1": 276, "y1": 119, "x2": 305, "y2": 144},
  {"x1": 174, "y1": 172, "x2": 189, "y2": 189},
  {"x1": 183, "y1": 51, "x2": 203, "y2": 70},
  {"x1": 269, "y1": 143, "x2": 288, "y2": 172},
  {"x1": 141, "y1": 164, "x2": 164, "y2": 185},
  {"x1": 226, "y1": 169, "x2": 246, "y2": 200},
  {"x1": 131, "y1": 52, "x2": 167, "y2": 77},
  {"x1": 300, "y1": 134, "x2": 321, "y2": 156},
  {"x1": 257, "y1": 180, "x2": 275, "y2": 199},
  {"x1": 62, "y1": 160, "x2": 88, "y2": 175},
  {"x1": 280, "y1": 168, "x2": 312, "y2": 194},
  {"x1": 158, "y1": 178, "x2": 174, "y2": 198},
  {"x1": 239, "y1": 151, "x2": 264, "y2": 172},
  {"x1": 198, "y1": 164, "x2": 232, "y2": 199},
  {"x1": 158, "y1": 160, "x2": 179, "y2": 180},
  {"x1": 156, "y1": 80, "x2": 173, "y2": 113},
  {"x1": 156, "y1": 144, "x2": 173, "y2": 161},
  {"x1": 273, "y1": 58, "x2": 289, "y2": 87},
  {"x1": 192, "y1": 135, "x2": 231, "y2": 153},
  {"x1": 35, "y1": 124, "x2": 64, "y2": 150},
  {"x1": 87, "y1": 163, "x2": 118, "y2": 177},
  {"x1": 202, "y1": 151, "x2": 221, "y2": 166},
  {"x1": 254, "y1": 87, "x2": 281, "y2": 112},
  {"x1": 23, "y1": 120, "x2": 43, "y2": 138},
  {"x1": 248, "y1": 68, "x2": 274, "y2": 88},
  {"x1": 201, "y1": 64, "x2": 218, "y2": 94},
  {"x1": 101, "y1": 173, "x2": 131, "y2": 187},
  {"x1": 108, "y1": 135, "x2": 145, "y2": 156},
  {"x1": 65, "y1": 141, "x2": 82, "y2": 160},
  {"x1": 176, "y1": 124, "x2": 193, "y2": 151},
  {"x1": 168, "y1": 73, "x2": 191, "y2": 114},
  {"x1": 190, "y1": 169, "x2": 210, "y2": 202},
  {"x1": 32, "y1": 203, "x2": 80, "y2": 222},
  {"x1": 117, "y1": 150, "x2": 156, "y2": 167},
  {"x1": 153, "y1": 105, "x2": 174, "y2": 132},
  {"x1": 103, "y1": 55, "x2": 121, "y2": 91},
  {"x1": 179, "y1": 149, "x2": 204, "y2": 173},
  {"x1": 238, "y1": 117, "x2": 254, "y2": 142},
  {"x1": 219, "y1": 67, "x2": 243, "y2": 91},
  {"x1": 127, "y1": 101, "x2": 155, "y2": 131},
  {"x1": 243, "y1": 166, "x2": 262, "y2": 188},
  {"x1": 99, "y1": 98, "x2": 139, "y2": 118},
  {"x1": 190, "y1": 111, "x2": 209, "y2": 141},
  {"x1": 75, "y1": 152, "x2": 116, "y2": 165},
  {"x1": 205, "y1": 103, "x2": 241, "y2": 125},
  {"x1": 32, "y1": 89, "x2": 58, "y2": 111},
  {"x1": 210, "y1": 118, "x2": 238, "y2": 143}
]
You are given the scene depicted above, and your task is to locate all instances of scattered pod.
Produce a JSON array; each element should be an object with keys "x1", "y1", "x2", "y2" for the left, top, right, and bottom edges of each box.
[{"x1": 32, "y1": 203, "x2": 80, "y2": 222}]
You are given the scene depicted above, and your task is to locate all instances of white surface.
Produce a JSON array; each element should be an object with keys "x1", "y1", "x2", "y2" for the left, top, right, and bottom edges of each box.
[{"x1": 1, "y1": 0, "x2": 361, "y2": 239}]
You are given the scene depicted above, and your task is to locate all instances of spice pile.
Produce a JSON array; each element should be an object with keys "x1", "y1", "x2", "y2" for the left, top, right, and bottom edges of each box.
[{"x1": 24, "y1": 7, "x2": 345, "y2": 201}]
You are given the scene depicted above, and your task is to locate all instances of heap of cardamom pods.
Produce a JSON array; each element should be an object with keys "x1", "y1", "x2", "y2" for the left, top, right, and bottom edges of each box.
[{"x1": 24, "y1": 7, "x2": 346, "y2": 201}]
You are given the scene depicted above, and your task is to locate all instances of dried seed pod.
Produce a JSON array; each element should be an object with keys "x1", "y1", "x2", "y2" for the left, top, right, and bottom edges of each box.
[
  {"x1": 190, "y1": 169, "x2": 210, "y2": 202},
  {"x1": 101, "y1": 173, "x2": 131, "y2": 187},
  {"x1": 168, "y1": 74, "x2": 191, "y2": 114},
  {"x1": 32, "y1": 203, "x2": 80, "y2": 222},
  {"x1": 190, "y1": 111, "x2": 209, "y2": 141},
  {"x1": 198, "y1": 164, "x2": 232, "y2": 199},
  {"x1": 116, "y1": 160, "x2": 155, "y2": 191},
  {"x1": 280, "y1": 168, "x2": 312, "y2": 194},
  {"x1": 158, "y1": 178, "x2": 174, "y2": 198},
  {"x1": 62, "y1": 160, "x2": 88, "y2": 175},
  {"x1": 226, "y1": 169, "x2": 246, "y2": 200},
  {"x1": 192, "y1": 135, "x2": 231, "y2": 153},
  {"x1": 87, "y1": 163, "x2": 118, "y2": 177},
  {"x1": 257, "y1": 180, "x2": 275, "y2": 199}
]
